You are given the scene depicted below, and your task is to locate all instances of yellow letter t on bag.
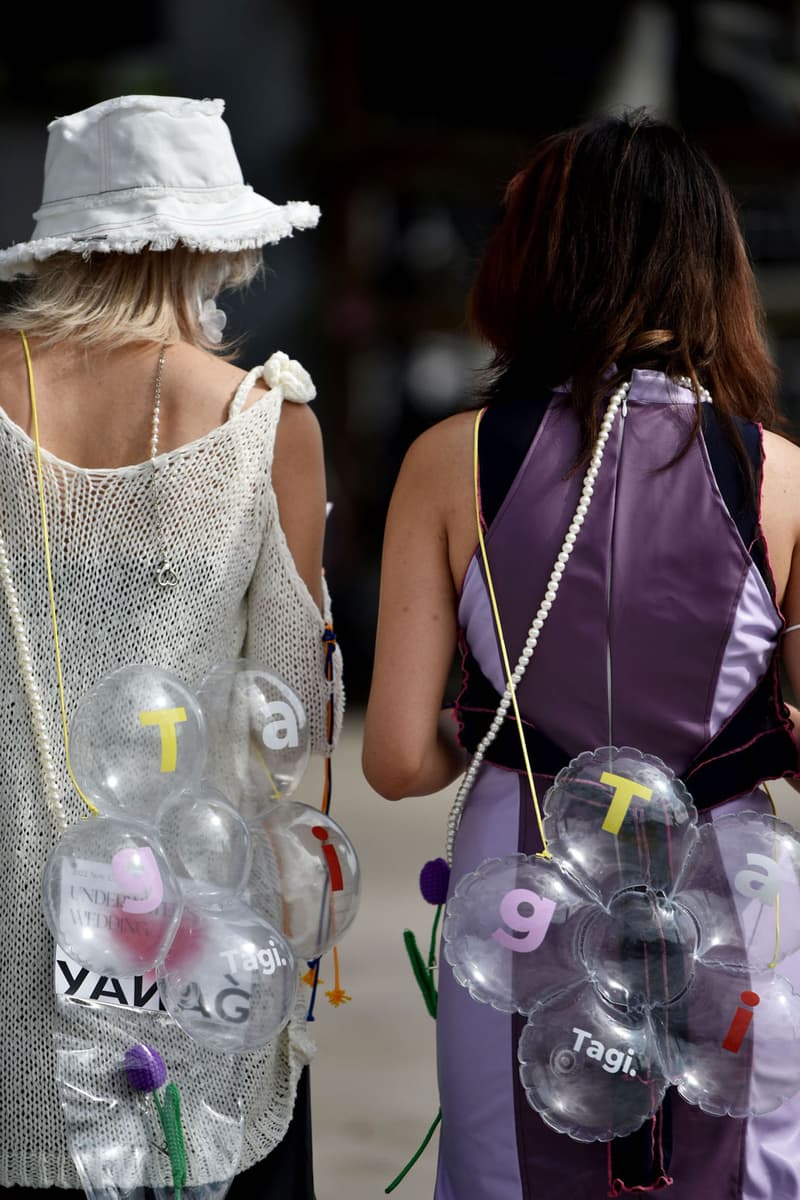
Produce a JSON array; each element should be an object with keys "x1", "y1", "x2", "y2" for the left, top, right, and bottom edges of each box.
[
  {"x1": 599, "y1": 772, "x2": 653, "y2": 835},
  {"x1": 139, "y1": 707, "x2": 188, "y2": 772}
]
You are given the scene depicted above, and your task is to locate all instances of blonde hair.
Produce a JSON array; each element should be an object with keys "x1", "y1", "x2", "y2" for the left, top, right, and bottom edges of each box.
[{"x1": 0, "y1": 247, "x2": 263, "y2": 353}]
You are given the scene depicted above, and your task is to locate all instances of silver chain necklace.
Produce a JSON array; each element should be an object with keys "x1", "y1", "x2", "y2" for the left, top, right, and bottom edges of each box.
[{"x1": 149, "y1": 345, "x2": 178, "y2": 590}]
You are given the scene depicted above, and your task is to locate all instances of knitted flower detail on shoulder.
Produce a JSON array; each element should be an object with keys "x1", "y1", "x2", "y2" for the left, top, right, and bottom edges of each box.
[
  {"x1": 262, "y1": 351, "x2": 316, "y2": 402},
  {"x1": 442, "y1": 746, "x2": 800, "y2": 1142}
]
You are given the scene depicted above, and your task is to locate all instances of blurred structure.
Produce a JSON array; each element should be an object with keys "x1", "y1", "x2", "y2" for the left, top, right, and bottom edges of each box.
[
  {"x1": 309, "y1": 0, "x2": 800, "y2": 699},
  {"x1": 0, "y1": 0, "x2": 798, "y2": 702}
]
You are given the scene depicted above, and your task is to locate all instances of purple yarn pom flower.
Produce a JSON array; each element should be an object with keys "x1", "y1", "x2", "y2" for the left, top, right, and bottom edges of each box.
[
  {"x1": 124, "y1": 1043, "x2": 168, "y2": 1093},
  {"x1": 420, "y1": 857, "x2": 450, "y2": 906}
]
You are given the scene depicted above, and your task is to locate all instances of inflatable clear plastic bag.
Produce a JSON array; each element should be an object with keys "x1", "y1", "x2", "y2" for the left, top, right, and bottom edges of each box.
[
  {"x1": 55, "y1": 998, "x2": 244, "y2": 1200},
  {"x1": 443, "y1": 745, "x2": 800, "y2": 1140}
]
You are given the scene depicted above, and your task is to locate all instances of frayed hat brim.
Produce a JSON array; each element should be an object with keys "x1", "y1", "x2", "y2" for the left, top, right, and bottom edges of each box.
[{"x1": 0, "y1": 199, "x2": 320, "y2": 281}]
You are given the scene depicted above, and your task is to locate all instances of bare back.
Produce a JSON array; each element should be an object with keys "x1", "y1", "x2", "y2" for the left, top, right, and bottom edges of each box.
[
  {"x1": 0, "y1": 331, "x2": 327, "y2": 611},
  {"x1": 0, "y1": 333, "x2": 263, "y2": 467}
]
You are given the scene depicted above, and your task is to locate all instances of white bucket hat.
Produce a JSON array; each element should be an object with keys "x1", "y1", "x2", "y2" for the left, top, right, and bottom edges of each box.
[{"x1": 0, "y1": 94, "x2": 320, "y2": 280}]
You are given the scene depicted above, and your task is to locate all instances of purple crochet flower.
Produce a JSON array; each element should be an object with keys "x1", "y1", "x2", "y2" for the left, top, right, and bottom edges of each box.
[
  {"x1": 124, "y1": 1043, "x2": 168, "y2": 1093},
  {"x1": 420, "y1": 857, "x2": 450, "y2": 906}
]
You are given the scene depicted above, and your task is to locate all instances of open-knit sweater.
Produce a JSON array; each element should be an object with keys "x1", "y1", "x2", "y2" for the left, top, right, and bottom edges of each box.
[{"x1": 0, "y1": 349, "x2": 343, "y2": 1187}]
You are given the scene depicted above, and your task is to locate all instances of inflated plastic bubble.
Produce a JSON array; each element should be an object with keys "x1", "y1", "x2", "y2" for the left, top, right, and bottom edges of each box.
[
  {"x1": 156, "y1": 785, "x2": 253, "y2": 903},
  {"x1": 542, "y1": 746, "x2": 697, "y2": 904},
  {"x1": 247, "y1": 802, "x2": 360, "y2": 960},
  {"x1": 196, "y1": 658, "x2": 310, "y2": 820},
  {"x1": 56, "y1": 1012, "x2": 244, "y2": 1200},
  {"x1": 653, "y1": 961, "x2": 800, "y2": 1116},
  {"x1": 675, "y1": 810, "x2": 800, "y2": 971},
  {"x1": 581, "y1": 890, "x2": 698, "y2": 1010},
  {"x1": 42, "y1": 817, "x2": 182, "y2": 975},
  {"x1": 442, "y1": 854, "x2": 594, "y2": 1014},
  {"x1": 518, "y1": 980, "x2": 669, "y2": 1141},
  {"x1": 69, "y1": 664, "x2": 207, "y2": 820},
  {"x1": 156, "y1": 899, "x2": 297, "y2": 1054}
]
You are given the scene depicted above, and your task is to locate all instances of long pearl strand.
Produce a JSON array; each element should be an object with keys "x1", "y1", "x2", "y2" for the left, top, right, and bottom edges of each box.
[
  {"x1": 445, "y1": 378, "x2": 631, "y2": 866},
  {"x1": 0, "y1": 524, "x2": 66, "y2": 835}
]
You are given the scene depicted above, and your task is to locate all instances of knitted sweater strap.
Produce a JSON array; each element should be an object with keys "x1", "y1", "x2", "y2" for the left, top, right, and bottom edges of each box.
[{"x1": 228, "y1": 351, "x2": 316, "y2": 420}]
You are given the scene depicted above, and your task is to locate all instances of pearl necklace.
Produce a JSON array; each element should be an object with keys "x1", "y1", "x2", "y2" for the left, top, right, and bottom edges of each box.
[
  {"x1": 445, "y1": 379, "x2": 632, "y2": 865},
  {"x1": 445, "y1": 372, "x2": 714, "y2": 865},
  {"x1": 0, "y1": 526, "x2": 65, "y2": 833},
  {"x1": 675, "y1": 375, "x2": 712, "y2": 403}
]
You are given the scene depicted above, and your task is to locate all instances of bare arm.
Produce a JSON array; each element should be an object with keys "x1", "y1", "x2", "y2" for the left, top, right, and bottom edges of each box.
[
  {"x1": 271, "y1": 400, "x2": 326, "y2": 613},
  {"x1": 780, "y1": 544, "x2": 800, "y2": 769},
  {"x1": 761, "y1": 430, "x2": 800, "y2": 783},
  {"x1": 362, "y1": 426, "x2": 469, "y2": 800}
]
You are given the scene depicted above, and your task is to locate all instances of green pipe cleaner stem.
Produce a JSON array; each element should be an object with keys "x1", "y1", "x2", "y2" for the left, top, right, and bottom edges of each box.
[
  {"x1": 390, "y1": 902, "x2": 444, "y2": 1187},
  {"x1": 385, "y1": 1109, "x2": 442, "y2": 1193},
  {"x1": 403, "y1": 902, "x2": 443, "y2": 1020},
  {"x1": 153, "y1": 1082, "x2": 188, "y2": 1200},
  {"x1": 403, "y1": 929, "x2": 437, "y2": 1018},
  {"x1": 427, "y1": 903, "x2": 443, "y2": 970}
]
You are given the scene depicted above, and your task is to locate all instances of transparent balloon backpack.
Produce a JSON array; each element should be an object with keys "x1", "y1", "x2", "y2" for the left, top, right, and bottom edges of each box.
[
  {"x1": 443, "y1": 745, "x2": 800, "y2": 1142},
  {"x1": 41, "y1": 656, "x2": 359, "y2": 1196}
]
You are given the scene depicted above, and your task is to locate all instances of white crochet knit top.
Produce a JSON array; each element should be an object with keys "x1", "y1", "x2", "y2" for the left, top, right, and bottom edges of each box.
[{"x1": 0, "y1": 349, "x2": 344, "y2": 1187}]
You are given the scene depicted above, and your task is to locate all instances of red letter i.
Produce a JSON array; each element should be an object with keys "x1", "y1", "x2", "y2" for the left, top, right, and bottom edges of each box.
[
  {"x1": 311, "y1": 825, "x2": 344, "y2": 891},
  {"x1": 722, "y1": 991, "x2": 760, "y2": 1054}
]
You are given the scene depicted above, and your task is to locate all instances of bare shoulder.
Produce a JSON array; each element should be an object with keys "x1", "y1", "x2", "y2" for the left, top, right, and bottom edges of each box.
[
  {"x1": 759, "y1": 430, "x2": 800, "y2": 608},
  {"x1": 166, "y1": 342, "x2": 254, "y2": 414},
  {"x1": 168, "y1": 341, "x2": 324, "y2": 450},
  {"x1": 274, "y1": 397, "x2": 324, "y2": 465},
  {"x1": 762, "y1": 430, "x2": 800, "y2": 522},
  {"x1": 763, "y1": 429, "x2": 800, "y2": 482},
  {"x1": 171, "y1": 341, "x2": 325, "y2": 468},
  {"x1": 396, "y1": 409, "x2": 478, "y2": 491}
]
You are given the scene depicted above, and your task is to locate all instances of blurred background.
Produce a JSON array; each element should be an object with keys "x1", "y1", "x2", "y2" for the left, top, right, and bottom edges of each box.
[
  {"x1": 1, "y1": 0, "x2": 800, "y2": 702},
  {"x1": 1, "y1": 3, "x2": 799, "y2": 1196}
]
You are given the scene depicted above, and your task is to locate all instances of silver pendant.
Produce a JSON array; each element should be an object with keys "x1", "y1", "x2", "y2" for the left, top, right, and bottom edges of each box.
[{"x1": 156, "y1": 561, "x2": 179, "y2": 590}]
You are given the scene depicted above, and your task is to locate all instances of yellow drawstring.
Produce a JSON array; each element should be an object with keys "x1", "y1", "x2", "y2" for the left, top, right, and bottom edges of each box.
[
  {"x1": 472, "y1": 409, "x2": 550, "y2": 858},
  {"x1": 20, "y1": 330, "x2": 97, "y2": 816}
]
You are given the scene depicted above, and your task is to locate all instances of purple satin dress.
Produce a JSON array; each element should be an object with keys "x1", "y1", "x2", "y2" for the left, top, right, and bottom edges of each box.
[{"x1": 437, "y1": 371, "x2": 800, "y2": 1199}]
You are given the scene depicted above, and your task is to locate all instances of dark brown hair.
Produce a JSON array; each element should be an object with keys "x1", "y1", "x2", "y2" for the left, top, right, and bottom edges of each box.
[{"x1": 468, "y1": 108, "x2": 782, "y2": 465}]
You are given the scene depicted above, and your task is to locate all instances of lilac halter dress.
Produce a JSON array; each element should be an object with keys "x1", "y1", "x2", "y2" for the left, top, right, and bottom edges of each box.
[{"x1": 438, "y1": 370, "x2": 800, "y2": 1199}]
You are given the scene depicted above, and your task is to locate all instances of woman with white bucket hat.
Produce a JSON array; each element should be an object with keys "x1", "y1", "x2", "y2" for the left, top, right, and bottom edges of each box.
[{"x1": 0, "y1": 95, "x2": 342, "y2": 1200}]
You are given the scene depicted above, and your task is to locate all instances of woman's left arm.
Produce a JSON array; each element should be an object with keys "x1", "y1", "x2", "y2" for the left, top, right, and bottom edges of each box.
[{"x1": 363, "y1": 422, "x2": 470, "y2": 800}]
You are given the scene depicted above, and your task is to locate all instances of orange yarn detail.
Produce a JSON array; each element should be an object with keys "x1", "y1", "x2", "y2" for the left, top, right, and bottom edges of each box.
[{"x1": 325, "y1": 945, "x2": 351, "y2": 1008}]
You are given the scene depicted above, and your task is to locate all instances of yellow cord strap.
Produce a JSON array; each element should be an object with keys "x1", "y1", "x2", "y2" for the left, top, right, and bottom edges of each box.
[
  {"x1": 472, "y1": 408, "x2": 550, "y2": 858},
  {"x1": 20, "y1": 331, "x2": 97, "y2": 816}
]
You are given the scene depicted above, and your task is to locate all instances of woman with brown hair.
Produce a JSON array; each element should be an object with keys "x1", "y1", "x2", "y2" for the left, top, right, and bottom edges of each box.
[{"x1": 363, "y1": 109, "x2": 800, "y2": 1198}]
